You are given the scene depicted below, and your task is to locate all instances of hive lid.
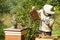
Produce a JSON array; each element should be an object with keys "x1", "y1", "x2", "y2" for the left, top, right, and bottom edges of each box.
[{"x1": 4, "y1": 27, "x2": 27, "y2": 32}]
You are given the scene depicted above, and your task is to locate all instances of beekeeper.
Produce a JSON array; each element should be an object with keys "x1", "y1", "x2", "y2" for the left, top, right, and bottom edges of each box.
[{"x1": 38, "y1": 4, "x2": 55, "y2": 36}]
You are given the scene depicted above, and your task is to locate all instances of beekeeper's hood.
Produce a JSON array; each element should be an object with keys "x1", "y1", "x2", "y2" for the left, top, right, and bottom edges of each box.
[{"x1": 43, "y1": 4, "x2": 55, "y2": 15}]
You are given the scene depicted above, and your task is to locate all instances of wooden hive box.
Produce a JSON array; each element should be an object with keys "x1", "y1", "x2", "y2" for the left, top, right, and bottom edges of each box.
[
  {"x1": 4, "y1": 28, "x2": 27, "y2": 40},
  {"x1": 35, "y1": 38, "x2": 54, "y2": 40},
  {"x1": 35, "y1": 36, "x2": 54, "y2": 40}
]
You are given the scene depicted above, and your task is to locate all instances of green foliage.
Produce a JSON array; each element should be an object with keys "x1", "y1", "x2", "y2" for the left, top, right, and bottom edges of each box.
[{"x1": 0, "y1": 0, "x2": 60, "y2": 40}]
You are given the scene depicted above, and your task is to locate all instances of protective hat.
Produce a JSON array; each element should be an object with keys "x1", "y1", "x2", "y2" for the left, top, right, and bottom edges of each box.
[{"x1": 43, "y1": 4, "x2": 55, "y2": 14}]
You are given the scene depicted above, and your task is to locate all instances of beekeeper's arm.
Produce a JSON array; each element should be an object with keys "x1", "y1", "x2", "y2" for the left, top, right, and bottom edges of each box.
[{"x1": 49, "y1": 19, "x2": 54, "y2": 27}]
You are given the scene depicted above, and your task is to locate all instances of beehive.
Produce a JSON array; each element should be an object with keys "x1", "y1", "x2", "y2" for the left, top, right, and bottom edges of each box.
[{"x1": 4, "y1": 28, "x2": 27, "y2": 40}]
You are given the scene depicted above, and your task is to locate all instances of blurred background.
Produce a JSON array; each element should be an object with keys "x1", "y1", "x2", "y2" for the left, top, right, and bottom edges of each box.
[{"x1": 0, "y1": 0, "x2": 60, "y2": 40}]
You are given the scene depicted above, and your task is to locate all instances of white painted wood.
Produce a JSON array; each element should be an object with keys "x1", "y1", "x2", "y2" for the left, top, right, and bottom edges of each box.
[
  {"x1": 4, "y1": 31, "x2": 21, "y2": 35},
  {"x1": 35, "y1": 38, "x2": 54, "y2": 40},
  {"x1": 4, "y1": 28, "x2": 27, "y2": 35}
]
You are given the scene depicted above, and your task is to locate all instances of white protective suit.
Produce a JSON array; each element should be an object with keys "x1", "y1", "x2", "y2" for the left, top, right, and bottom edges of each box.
[{"x1": 38, "y1": 4, "x2": 55, "y2": 32}]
